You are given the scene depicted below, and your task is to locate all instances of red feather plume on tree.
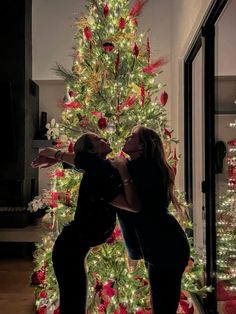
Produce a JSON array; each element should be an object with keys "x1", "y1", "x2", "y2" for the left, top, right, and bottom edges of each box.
[
  {"x1": 91, "y1": 111, "x2": 102, "y2": 118},
  {"x1": 124, "y1": 95, "x2": 137, "y2": 107},
  {"x1": 115, "y1": 50, "x2": 120, "y2": 75},
  {"x1": 141, "y1": 82, "x2": 145, "y2": 107},
  {"x1": 143, "y1": 57, "x2": 168, "y2": 74},
  {"x1": 84, "y1": 26, "x2": 92, "y2": 41},
  {"x1": 164, "y1": 128, "x2": 172, "y2": 138},
  {"x1": 129, "y1": 0, "x2": 148, "y2": 17},
  {"x1": 103, "y1": 3, "x2": 109, "y2": 17},
  {"x1": 132, "y1": 43, "x2": 139, "y2": 57},
  {"x1": 118, "y1": 17, "x2": 126, "y2": 30},
  {"x1": 68, "y1": 142, "x2": 74, "y2": 153},
  {"x1": 63, "y1": 101, "x2": 82, "y2": 110}
]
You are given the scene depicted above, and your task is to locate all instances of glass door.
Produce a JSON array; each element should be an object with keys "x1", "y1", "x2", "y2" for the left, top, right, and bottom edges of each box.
[
  {"x1": 184, "y1": 0, "x2": 230, "y2": 312},
  {"x1": 215, "y1": 1, "x2": 236, "y2": 312},
  {"x1": 184, "y1": 35, "x2": 208, "y2": 312}
]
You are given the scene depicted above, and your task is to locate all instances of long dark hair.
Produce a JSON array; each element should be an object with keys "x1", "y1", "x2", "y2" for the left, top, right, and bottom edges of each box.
[
  {"x1": 74, "y1": 132, "x2": 96, "y2": 154},
  {"x1": 133, "y1": 125, "x2": 187, "y2": 220}
]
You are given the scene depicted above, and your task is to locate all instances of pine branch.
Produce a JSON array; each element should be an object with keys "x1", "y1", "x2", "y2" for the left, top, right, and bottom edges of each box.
[{"x1": 53, "y1": 63, "x2": 80, "y2": 83}]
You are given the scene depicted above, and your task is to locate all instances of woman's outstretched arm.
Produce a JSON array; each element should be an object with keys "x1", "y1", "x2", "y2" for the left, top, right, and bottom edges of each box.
[{"x1": 37, "y1": 148, "x2": 75, "y2": 165}]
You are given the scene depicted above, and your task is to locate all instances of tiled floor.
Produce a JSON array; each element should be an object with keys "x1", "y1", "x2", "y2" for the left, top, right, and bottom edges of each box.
[{"x1": 0, "y1": 258, "x2": 35, "y2": 314}]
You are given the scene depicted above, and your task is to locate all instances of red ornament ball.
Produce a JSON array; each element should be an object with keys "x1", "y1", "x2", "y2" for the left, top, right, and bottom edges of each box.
[
  {"x1": 102, "y1": 42, "x2": 114, "y2": 52},
  {"x1": 160, "y1": 91, "x2": 168, "y2": 106},
  {"x1": 98, "y1": 117, "x2": 108, "y2": 129}
]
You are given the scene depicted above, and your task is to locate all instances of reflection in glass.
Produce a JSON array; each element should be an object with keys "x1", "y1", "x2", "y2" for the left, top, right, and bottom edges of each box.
[
  {"x1": 215, "y1": 0, "x2": 236, "y2": 312},
  {"x1": 192, "y1": 48, "x2": 205, "y2": 259}
]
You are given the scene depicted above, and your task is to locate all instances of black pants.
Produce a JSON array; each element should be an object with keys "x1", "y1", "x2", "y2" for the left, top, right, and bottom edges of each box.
[
  {"x1": 52, "y1": 226, "x2": 114, "y2": 314},
  {"x1": 146, "y1": 262, "x2": 185, "y2": 314}
]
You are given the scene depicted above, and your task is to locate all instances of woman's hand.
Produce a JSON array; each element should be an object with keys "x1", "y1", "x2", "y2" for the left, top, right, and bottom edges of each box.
[
  {"x1": 38, "y1": 147, "x2": 58, "y2": 159},
  {"x1": 109, "y1": 156, "x2": 128, "y2": 170},
  {"x1": 31, "y1": 156, "x2": 58, "y2": 168}
]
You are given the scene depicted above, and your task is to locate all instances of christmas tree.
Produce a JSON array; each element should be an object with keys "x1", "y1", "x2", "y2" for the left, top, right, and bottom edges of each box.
[
  {"x1": 216, "y1": 118, "x2": 236, "y2": 313},
  {"x1": 30, "y1": 1, "x2": 209, "y2": 313}
]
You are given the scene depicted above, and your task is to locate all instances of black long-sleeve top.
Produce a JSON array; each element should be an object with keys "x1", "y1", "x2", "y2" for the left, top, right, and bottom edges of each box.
[{"x1": 67, "y1": 152, "x2": 123, "y2": 245}]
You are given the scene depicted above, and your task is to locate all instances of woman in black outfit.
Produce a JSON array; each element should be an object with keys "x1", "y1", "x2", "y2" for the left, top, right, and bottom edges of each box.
[
  {"x1": 114, "y1": 125, "x2": 190, "y2": 314},
  {"x1": 32, "y1": 133, "x2": 140, "y2": 314}
]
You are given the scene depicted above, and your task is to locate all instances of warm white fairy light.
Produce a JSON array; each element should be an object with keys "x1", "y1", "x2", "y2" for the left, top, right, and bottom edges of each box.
[
  {"x1": 228, "y1": 156, "x2": 236, "y2": 163},
  {"x1": 229, "y1": 120, "x2": 236, "y2": 128}
]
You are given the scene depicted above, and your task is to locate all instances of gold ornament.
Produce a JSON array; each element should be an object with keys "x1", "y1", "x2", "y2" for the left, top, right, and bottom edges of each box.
[
  {"x1": 104, "y1": 32, "x2": 136, "y2": 43},
  {"x1": 82, "y1": 70, "x2": 102, "y2": 93},
  {"x1": 85, "y1": 92, "x2": 93, "y2": 104},
  {"x1": 87, "y1": 15, "x2": 95, "y2": 25},
  {"x1": 75, "y1": 16, "x2": 90, "y2": 29},
  {"x1": 72, "y1": 64, "x2": 83, "y2": 75}
]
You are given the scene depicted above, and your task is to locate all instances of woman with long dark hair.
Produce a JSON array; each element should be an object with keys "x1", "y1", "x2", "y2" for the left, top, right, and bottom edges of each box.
[{"x1": 114, "y1": 125, "x2": 190, "y2": 314}]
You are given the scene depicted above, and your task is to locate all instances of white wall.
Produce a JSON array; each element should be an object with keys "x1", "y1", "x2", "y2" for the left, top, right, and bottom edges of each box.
[
  {"x1": 170, "y1": 0, "x2": 213, "y2": 189},
  {"x1": 32, "y1": 0, "x2": 86, "y2": 80}
]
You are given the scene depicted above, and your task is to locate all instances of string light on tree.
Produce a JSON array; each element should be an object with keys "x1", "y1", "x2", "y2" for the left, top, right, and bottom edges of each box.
[{"x1": 216, "y1": 121, "x2": 236, "y2": 308}]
